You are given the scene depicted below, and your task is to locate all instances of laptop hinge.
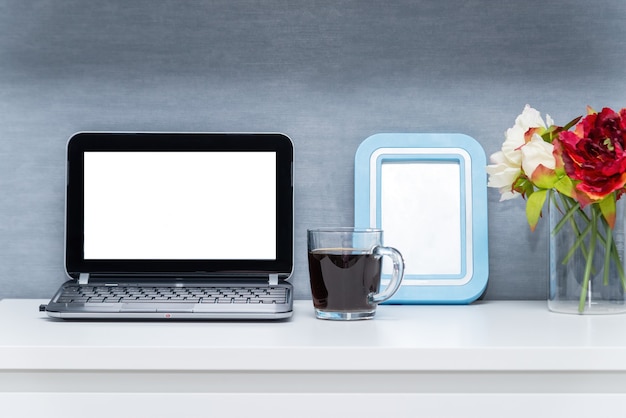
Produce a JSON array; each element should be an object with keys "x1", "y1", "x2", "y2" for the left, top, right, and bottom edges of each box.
[
  {"x1": 269, "y1": 273, "x2": 278, "y2": 286},
  {"x1": 78, "y1": 273, "x2": 89, "y2": 284}
]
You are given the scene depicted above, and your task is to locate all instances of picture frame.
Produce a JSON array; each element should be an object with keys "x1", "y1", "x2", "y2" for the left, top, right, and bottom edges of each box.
[{"x1": 354, "y1": 133, "x2": 489, "y2": 304}]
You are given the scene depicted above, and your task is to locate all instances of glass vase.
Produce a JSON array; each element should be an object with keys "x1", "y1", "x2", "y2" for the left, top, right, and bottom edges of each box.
[{"x1": 548, "y1": 192, "x2": 626, "y2": 314}]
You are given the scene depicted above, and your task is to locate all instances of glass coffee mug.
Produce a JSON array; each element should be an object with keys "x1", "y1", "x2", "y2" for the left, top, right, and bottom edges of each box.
[{"x1": 307, "y1": 228, "x2": 405, "y2": 320}]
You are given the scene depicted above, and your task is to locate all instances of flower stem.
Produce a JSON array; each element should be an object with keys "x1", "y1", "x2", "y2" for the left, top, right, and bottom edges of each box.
[
  {"x1": 579, "y1": 209, "x2": 598, "y2": 313},
  {"x1": 555, "y1": 195, "x2": 591, "y2": 267},
  {"x1": 600, "y1": 214, "x2": 626, "y2": 290},
  {"x1": 552, "y1": 197, "x2": 581, "y2": 236},
  {"x1": 603, "y1": 212, "x2": 613, "y2": 286},
  {"x1": 562, "y1": 220, "x2": 591, "y2": 265}
]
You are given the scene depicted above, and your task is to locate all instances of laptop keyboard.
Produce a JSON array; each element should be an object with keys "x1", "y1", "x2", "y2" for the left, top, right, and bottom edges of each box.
[{"x1": 56, "y1": 285, "x2": 289, "y2": 305}]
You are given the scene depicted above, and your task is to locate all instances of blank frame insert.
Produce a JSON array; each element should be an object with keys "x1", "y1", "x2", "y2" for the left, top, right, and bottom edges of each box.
[
  {"x1": 381, "y1": 160, "x2": 462, "y2": 276},
  {"x1": 355, "y1": 133, "x2": 489, "y2": 304}
]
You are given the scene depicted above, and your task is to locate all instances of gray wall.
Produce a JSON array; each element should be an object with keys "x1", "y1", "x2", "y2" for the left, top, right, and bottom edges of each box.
[{"x1": 1, "y1": 0, "x2": 625, "y2": 300}]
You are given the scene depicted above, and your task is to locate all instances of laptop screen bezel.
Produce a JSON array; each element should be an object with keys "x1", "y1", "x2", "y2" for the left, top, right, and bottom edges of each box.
[{"x1": 65, "y1": 132, "x2": 293, "y2": 279}]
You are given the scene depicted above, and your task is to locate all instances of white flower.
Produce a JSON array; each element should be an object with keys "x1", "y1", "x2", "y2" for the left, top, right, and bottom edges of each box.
[
  {"x1": 486, "y1": 150, "x2": 521, "y2": 200},
  {"x1": 502, "y1": 105, "x2": 550, "y2": 166},
  {"x1": 487, "y1": 105, "x2": 554, "y2": 200},
  {"x1": 520, "y1": 133, "x2": 555, "y2": 179}
]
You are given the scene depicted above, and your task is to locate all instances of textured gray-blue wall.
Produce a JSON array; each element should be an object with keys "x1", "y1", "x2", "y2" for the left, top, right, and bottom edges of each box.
[{"x1": 1, "y1": 0, "x2": 625, "y2": 300}]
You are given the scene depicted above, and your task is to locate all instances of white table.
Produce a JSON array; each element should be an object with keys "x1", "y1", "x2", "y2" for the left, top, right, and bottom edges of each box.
[{"x1": 1, "y1": 299, "x2": 626, "y2": 417}]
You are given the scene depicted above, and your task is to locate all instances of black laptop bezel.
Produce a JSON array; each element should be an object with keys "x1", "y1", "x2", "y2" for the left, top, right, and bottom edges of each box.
[{"x1": 65, "y1": 132, "x2": 294, "y2": 279}]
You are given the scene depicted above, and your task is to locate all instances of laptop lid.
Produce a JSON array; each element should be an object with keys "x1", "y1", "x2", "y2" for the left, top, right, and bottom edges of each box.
[{"x1": 65, "y1": 132, "x2": 294, "y2": 281}]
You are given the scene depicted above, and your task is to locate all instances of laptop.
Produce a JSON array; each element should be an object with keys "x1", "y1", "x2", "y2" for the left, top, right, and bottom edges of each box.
[{"x1": 42, "y1": 132, "x2": 294, "y2": 319}]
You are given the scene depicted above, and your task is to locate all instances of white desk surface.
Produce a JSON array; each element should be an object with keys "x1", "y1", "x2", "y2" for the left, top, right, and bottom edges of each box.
[
  {"x1": 2, "y1": 299, "x2": 626, "y2": 372},
  {"x1": 3, "y1": 299, "x2": 626, "y2": 418}
]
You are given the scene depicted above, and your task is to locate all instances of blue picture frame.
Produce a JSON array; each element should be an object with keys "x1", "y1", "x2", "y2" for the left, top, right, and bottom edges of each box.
[{"x1": 355, "y1": 133, "x2": 489, "y2": 304}]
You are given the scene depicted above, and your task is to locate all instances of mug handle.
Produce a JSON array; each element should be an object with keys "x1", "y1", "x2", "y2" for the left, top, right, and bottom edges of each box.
[{"x1": 369, "y1": 246, "x2": 405, "y2": 304}]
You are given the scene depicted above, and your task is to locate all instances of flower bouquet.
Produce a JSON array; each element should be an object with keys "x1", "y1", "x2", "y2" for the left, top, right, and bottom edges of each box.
[{"x1": 487, "y1": 105, "x2": 626, "y2": 313}]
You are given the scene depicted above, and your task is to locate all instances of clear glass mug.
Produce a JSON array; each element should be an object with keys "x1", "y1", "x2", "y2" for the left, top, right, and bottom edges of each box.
[{"x1": 307, "y1": 228, "x2": 405, "y2": 320}]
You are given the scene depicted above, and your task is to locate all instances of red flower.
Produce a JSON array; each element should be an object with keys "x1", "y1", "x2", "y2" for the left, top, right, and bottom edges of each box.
[{"x1": 554, "y1": 108, "x2": 626, "y2": 205}]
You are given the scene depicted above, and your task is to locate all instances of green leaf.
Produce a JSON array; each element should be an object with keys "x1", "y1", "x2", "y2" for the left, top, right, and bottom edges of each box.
[
  {"x1": 526, "y1": 189, "x2": 548, "y2": 231},
  {"x1": 531, "y1": 165, "x2": 557, "y2": 189},
  {"x1": 599, "y1": 193, "x2": 617, "y2": 229},
  {"x1": 541, "y1": 125, "x2": 560, "y2": 143},
  {"x1": 513, "y1": 176, "x2": 534, "y2": 198},
  {"x1": 554, "y1": 176, "x2": 575, "y2": 198},
  {"x1": 563, "y1": 115, "x2": 582, "y2": 131}
]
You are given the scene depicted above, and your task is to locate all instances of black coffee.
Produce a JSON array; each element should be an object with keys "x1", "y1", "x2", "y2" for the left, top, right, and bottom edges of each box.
[{"x1": 308, "y1": 248, "x2": 382, "y2": 311}]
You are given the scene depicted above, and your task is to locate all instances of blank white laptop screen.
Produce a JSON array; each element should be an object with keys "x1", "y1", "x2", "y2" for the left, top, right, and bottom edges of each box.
[{"x1": 83, "y1": 151, "x2": 277, "y2": 260}]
